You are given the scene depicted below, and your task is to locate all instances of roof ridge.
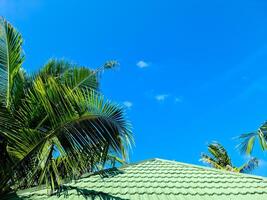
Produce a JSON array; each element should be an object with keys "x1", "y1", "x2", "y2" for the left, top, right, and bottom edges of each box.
[
  {"x1": 146, "y1": 158, "x2": 267, "y2": 181},
  {"x1": 78, "y1": 158, "x2": 267, "y2": 182},
  {"x1": 119, "y1": 158, "x2": 158, "y2": 168}
]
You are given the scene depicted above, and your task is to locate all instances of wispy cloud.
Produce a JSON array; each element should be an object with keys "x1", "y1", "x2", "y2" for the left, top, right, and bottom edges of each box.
[
  {"x1": 136, "y1": 60, "x2": 149, "y2": 68},
  {"x1": 154, "y1": 94, "x2": 183, "y2": 104},
  {"x1": 123, "y1": 101, "x2": 133, "y2": 109},
  {"x1": 155, "y1": 94, "x2": 169, "y2": 101}
]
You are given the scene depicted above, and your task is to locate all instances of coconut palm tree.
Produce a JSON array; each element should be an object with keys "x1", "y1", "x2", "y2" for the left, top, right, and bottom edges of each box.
[
  {"x1": 201, "y1": 142, "x2": 259, "y2": 173},
  {"x1": 0, "y1": 17, "x2": 133, "y2": 195},
  {"x1": 237, "y1": 121, "x2": 267, "y2": 155}
]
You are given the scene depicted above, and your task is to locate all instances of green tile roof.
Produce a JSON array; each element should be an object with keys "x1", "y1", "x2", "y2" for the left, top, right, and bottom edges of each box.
[{"x1": 4, "y1": 158, "x2": 267, "y2": 200}]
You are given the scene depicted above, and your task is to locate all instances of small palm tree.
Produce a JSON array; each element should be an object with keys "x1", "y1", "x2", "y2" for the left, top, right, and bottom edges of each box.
[
  {"x1": 0, "y1": 17, "x2": 133, "y2": 195},
  {"x1": 201, "y1": 142, "x2": 259, "y2": 173},
  {"x1": 237, "y1": 121, "x2": 267, "y2": 155}
]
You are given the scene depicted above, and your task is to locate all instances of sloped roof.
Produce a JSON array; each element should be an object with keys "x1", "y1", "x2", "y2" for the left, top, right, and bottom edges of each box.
[{"x1": 4, "y1": 158, "x2": 267, "y2": 200}]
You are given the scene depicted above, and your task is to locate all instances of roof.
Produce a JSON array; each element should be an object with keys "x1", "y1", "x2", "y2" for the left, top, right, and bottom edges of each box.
[{"x1": 4, "y1": 158, "x2": 267, "y2": 200}]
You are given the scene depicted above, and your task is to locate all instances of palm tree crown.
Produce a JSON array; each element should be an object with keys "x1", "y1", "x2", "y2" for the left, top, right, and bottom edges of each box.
[
  {"x1": 201, "y1": 142, "x2": 258, "y2": 173},
  {"x1": 0, "y1": 17, "x2": 133, "y2": 195}
]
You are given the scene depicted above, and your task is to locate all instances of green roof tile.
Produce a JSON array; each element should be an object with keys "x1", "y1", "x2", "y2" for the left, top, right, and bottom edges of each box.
[{"x1": 3, "y1": 158, "x2": 267, "y2": 200}]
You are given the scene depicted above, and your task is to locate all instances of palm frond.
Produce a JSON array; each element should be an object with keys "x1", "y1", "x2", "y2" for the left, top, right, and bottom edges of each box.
[
  {"x1": 258, "y1": 127, "x2": 267, "y2": 151},
  {"x1": 106, "y1": 154, "x2": 127, "y2": 167},
  {"x1": 71, "y1": 60, "x2": 119, "y2": 91},
  {"x1": 33, "y1": 59, "x2": 119, "y2": 92},
  {"x1": 0, "y1": 18, "x2": 125, "y2": 195},
  {"x1": 200, "y1": 153, "x2": 223, "y2": 169},
  {"x1": 236, "y1": 132, "x2": 257, "y2": 155},
  {"x1": 207, "y1": 142, "x2": 231, "y2": 167},
  {"x1": 0, "y1": 105, "x2": 23, "y2": 192},
  {"x1": 35, "y1": 59, "x2": 99, "y2": 90},
  {"x1": 0, "y1": 17, "x2": 24, "y2": 109},
  {"x1": 103, "y1": 60, "x2": 118, "y2": 69},
  {"x1": 6, "y1": 77, "x2": 132, "y2": 192},
  {"x1": 202, "y1": 141, "x2": 259, "y2": 174},
  {"x1": 239, "y1": 157, "x2": 259, "y2": 173},
  {"x1": 11, "y1": 69, "x2": 26, "y2": 110},
  {"x1": 237, "y1": 121, "x2": 267, "y2": 155},
  {"x1": 0, "y1": 105, "x2": 22, "y2": 141}
]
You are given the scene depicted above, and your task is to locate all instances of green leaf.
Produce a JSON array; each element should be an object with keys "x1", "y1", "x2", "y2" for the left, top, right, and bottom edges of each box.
[
  {"x1": 0, "y1": 17, "x2": 24, "y2": 109},
  {"x1": 239, "y1": 157, "x2": 259, "y2": 173},
  {"x1": 236, "y1": 132, "x2": 258, "y2": 155},
  {"x1": 246, "y1": 135, "x2": 256, "y2": 155},
  {"x1": 5, "y1": 77, "x2": 132, "y2": 192}
]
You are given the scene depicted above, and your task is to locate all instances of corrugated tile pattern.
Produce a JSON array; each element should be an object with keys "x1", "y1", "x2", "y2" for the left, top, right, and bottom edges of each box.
[{"x1": 4, "y1": 158, "x2": 267, "y2": 200}]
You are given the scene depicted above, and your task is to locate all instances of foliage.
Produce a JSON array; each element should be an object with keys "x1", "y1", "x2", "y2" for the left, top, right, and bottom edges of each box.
[
  {"x1": 0, "y1": 17, "x2": 132, "y2": 195},
  {"x1": 201, "y1": 142, "x2": 259, "y2": 173},
  {"x1": 237, "y1": 121, "x2": 267, "y2": 155}
]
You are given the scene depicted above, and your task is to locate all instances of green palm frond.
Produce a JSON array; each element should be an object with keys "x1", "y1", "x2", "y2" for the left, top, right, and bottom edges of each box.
[
  {"x1": 106, "y1": 154, "x2": 127, "y2": 168},
  {"x1": 0, "y1": 105, "x2": 23, "y2": 193},
  {"x1": 207, "y1": 142, "x2": 232, "y2": 167},
  {"x1": 237, "y1": 121, "x2": 267, "y2": 155},
  {"x1": 104, "y1": 60, "x2": 118, "y2": 69},
  {"x1": 0, "y1": 105, "x2": 22, "y2": 141},
  {"x1": 237, "y1": 132, "x2": 257, "y2": 155},
  {"x1": 35, "y1": 59, "x2": 99, "y2": 91},
  {"x1": 0, "y1": 26, "x2": 25, "y2": 186},
  {"x1": 0, "y1": 18, "x2": 129, "y2": 195},
  {"x1": 4, "y1": 77, "x2": 132, "y2": 191},
  {"x1": 201, "y1": 141, "x2": 259, "y2": 174},
  {"x1": 0, "y1": 17, "x2": 24, "y2": 109},
  {"x1": 71, "y1": 60, "x2": 119, "y2": 91},
  {"x1": 34, "y1": 59, "x2": 119, "y2": 92},
  {"x1": 200, "y1": 153, "x2": 224, "y2": 169},
  {"x1": 239, "y1": 157, "x2": 259, "y2": 173},
  {"x1": 11, "y1": 69, "x2": 26, "y2": 110}
]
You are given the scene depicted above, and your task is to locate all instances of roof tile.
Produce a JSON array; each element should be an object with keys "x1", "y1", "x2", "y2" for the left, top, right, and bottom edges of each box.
[{"x1": 4, "y1": 158, "x2": 267, "y2": 200}]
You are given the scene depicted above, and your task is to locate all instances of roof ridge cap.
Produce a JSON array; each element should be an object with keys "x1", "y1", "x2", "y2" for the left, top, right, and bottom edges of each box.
[
  {"x1": 153, "y1": 158, "x2": 267, "y2": 181},
  {"x1": 119, "y1": 158, "x2": 158, "y2": 169}
]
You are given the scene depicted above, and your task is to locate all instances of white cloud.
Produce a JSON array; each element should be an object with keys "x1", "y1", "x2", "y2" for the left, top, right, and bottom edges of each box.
[
  {"x1": 155, "y1": 94, "x2": 169, "y2": 101},
  {"x1": 123, "y1": 101, "x2": 133, "y2": 108},
  {"x1": 136, "y1": 60, "x2": 149, "y2": 68},
  {"x1": 154, "y1": 94, "x2": 183, "y2": 103}
]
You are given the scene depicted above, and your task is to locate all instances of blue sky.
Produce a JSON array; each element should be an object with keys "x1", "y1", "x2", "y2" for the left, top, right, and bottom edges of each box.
[{"x1": 2, "y1": 0, "x2": 267, "y2": 176}]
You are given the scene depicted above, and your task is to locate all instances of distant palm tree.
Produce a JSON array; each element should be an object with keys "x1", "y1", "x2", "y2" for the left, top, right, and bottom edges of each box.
[
  {"x1": 201, "y1": 142, "x2": 259, "y2": 173},
  {"x1": 237, "y1": 121, "x2": 267, "y2": 155},
  {"x1": 0, "y1": 17, "x2": 133, "y2": 195}
]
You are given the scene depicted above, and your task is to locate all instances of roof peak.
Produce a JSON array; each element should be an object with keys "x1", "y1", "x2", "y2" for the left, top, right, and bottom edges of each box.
[{"x1": 126, "y1": 158, "x2": 267, "y2": 181}]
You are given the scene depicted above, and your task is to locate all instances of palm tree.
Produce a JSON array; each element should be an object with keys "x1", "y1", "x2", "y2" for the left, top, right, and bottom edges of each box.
[
  {"x1": 200, "y1": 142, "x2": 259, "y2": 173},
  {"x1": 237, "y1": 121, "x2": 267, "y2": 155},
  {"x1": 0, "y1": 17, "x2": 133, "y2": 195}
]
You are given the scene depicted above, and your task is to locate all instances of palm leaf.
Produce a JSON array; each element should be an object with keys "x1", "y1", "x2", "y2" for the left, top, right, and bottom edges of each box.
[
  {"x1": 202, "y1": 141, "x2": 259, "y2": 174},
  {"x1": 0, "y1": 17, "x2": 24, "y2": 109},
  {"x1": 200, "y1": 153, "x2": 223, "y2": 169},
  {"x1": 35, "y1": 59, "x2": 98, "y2": 90},
  {"x1": 0, "y1": 18, "x2": 125, "y2": 194},
  {"x1": 34, "y1": 59, "x2": 119, "y2": 92},
  {"x1": 207, "y1": 142, "x2": 232, "y2": 166},
  {"x1": 237, "y1": 121, "x2": 267, "y2": 155},
  {"x1": 5, "y1": 77, "x2": 132, "y2": 192},
  {"x1": 236, "y1": 132, "x2": 257, "y2": 155},
  {"x1": 239, "y1": 157, "x2": 259, "y2": 173}
]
